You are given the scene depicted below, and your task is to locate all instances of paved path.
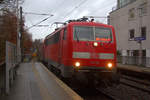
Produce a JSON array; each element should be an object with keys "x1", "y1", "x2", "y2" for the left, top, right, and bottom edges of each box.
[{"x1": 0, "y1": 62, "x2": 82, "y2": 100}]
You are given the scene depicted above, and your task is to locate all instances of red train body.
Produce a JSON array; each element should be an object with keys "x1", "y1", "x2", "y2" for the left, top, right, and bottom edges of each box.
[{"x1": 43, "y1": 20, "x2": 118, "y2": 83}]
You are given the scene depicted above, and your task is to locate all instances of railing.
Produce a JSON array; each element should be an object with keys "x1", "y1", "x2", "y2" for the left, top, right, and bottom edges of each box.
[{"x1": 117, "y1": 56, "x2": 150, "y2": 67}]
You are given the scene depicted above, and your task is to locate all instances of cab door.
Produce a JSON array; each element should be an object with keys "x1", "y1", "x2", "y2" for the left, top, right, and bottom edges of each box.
[{"x1": 58, "y1": 28, "x2": 66, "y2": 64}]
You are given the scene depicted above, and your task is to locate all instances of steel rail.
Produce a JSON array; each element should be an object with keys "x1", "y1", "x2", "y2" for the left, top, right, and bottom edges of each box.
[
  {"x1": 96, "y1": 88, "x2": 120, "y2": 100},
  {"x1": 121, "y1": 75, "x2": 150, "y2": 86},
  {"x1": 120, "y1": 78, "x2": 150, "y2": 93}
]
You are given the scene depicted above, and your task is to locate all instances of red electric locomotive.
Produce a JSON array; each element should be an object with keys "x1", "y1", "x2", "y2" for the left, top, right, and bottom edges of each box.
[{"x1": 43, "y1": 18, "x2": 119, "y2": 85}]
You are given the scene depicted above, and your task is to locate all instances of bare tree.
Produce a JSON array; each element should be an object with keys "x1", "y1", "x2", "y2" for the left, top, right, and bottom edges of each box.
[
  {"x1": 0, "y1": 0, "x2": 24, "y2": 12},
  {"x1": 0, "y1": 10, "x2": 17, "y2": 62},
  {"x1": 0, "y1": 9, "x2": 33, "y2": 63}
]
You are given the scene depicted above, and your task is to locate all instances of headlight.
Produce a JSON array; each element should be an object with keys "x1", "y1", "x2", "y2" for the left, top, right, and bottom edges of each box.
[
  {"x1": 93, "y1": 42, "x2": 98, "y2": 47},
  {"x1": 107, "y1": 63, "x2": 113, "y2": 68},
  {"x1": 75, "y1": 62, "x2": 80, "y2": 67}
]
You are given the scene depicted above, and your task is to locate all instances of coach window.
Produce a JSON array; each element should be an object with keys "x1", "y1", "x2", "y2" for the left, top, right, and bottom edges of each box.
[{"x1": 63, "y1": 28, "x2": 67, "y2": 40}]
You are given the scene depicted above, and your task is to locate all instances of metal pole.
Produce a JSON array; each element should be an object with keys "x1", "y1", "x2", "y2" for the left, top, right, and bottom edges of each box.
[
  {"x1": 139, "y1": 41, "x2": 142, "y2": 65},
  {"x1": 138, "y1": 7, "x2": 142, "y2": 65},
  {"x1": 20, "y1": 6, "x2": 23, "y2": 61},
  {"x1": 16, "y1": 0, "x2": 21, "y2": 63},
  {"x1": 5, "y1": 41, "x2": 9, "y2": 94}
]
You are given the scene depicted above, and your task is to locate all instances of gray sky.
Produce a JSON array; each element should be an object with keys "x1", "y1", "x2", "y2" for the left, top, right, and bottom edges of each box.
[{"x1": 22, "y1": 0, "x2": 117, "y2": 40}]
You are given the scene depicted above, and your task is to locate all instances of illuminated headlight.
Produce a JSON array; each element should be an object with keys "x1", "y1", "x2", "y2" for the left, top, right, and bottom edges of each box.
[
  {"x1": 75, "y1": 62, "x2": 80, "y2": 67},
  {"x1": 93, "y1": 42, "x2": 98, "y2": 47},
  {"x1": 107, "y1": 63, "x2": 113, "y2": 68}
]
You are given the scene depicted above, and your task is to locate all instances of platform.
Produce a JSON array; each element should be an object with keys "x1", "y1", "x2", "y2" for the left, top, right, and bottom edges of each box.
[
  {"x1": 117, "y1": 63, "x2": 150, "y2": 75},
  {"x1": 0, "y1": 62, "x2": 83, "y2": 100}
]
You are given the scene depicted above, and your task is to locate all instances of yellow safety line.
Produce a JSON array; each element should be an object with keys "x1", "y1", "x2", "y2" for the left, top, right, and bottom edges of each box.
[
  {"x1": 32, "y1": 63, "x2": 53, "y2": 100},
  {"x1": 39, "y1": 63, "x2": 83, "y2": 100}
]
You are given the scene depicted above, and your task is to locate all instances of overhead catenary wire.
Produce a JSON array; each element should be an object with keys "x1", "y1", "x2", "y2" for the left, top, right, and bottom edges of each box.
[
  {"x1": 63, "y1": 0, "x2": 89, "y2": 19},
  {"x1": 46, "y1": 0, "x2": 89, "y2": 30},
  {"x1": 48, "y1": 0, "x2": 114, "y2": 26},
  {"x1": 36, "y1": 25, "x2": 50, "y2": 27},
  {"x1": 46, "y1": 0, "x2": 110, "y2": 33},
  {"x1": 56, "y1": 1, "x2": 115, "y2": 27},
  {"x1": 23, "y1": 11, "x2": 54, "y2": 29},
  {"x1": 23, "y1": 12, "x2": 54, "y2": 16},
  {"x1": 27, "y1": 16, "x2": 51, "y2": 30},
  {"x1": 28, "y1": 0, "x2": 117, "y2": 39},
  {"x1": 83, "y1": 16, "x2": 110, "y2": 19},
  {"x1": 50, "y1": 0, "x2": 66, "y2": 14}
]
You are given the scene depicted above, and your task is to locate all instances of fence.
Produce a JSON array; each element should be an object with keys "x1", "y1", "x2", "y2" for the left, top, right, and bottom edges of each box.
[
  {"x1": 0, "y1": 41, "x2": 17, "y2": 95},
  {"x1": 117, "y1": 56, "x2": 150, "y2": 67},
  {"x1": 5, "y1": 41, "x2": 17, "y2": 94},
  {"x1": 0, "y1": 63, "x2": 5, "y2": 95}
]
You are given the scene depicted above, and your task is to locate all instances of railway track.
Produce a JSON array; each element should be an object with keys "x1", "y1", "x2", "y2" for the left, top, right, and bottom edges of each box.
[
  {"x1": 121, "y1": 75, "x2": 150, "y2": 86},
  {"x1": 96, "y1": 75, "x2": 150, "y2": 100},
  {"x1": 44, "y1": 63, "x2": 150, "y2": 100},
  {"x1": 96, "y1": 87, "x2": 120, "y2": 100},
  {"x1": 121, "y1": 75, "x2": 150, "y2": 93}
]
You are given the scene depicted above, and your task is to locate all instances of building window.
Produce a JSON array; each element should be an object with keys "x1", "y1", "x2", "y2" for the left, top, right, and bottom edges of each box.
[
  {"x1": 128, "y1": 8, "x2": 135, "y2": 19},
  {"x1": 133, "y1": 50, "x2": 139, "y2": 56},
  {"x1": 120, "y1": 0, "x2": 127, "y2": 7},
  {"x1": 129, "y1": 29, "x2": 135, "y2": 40},
  {"x1": 118, "y1": 0, "x2": 136, "y2": 8},
  {"x1": 139, "y1": 2, "x2": 147, "y2": 16},
  {"x1": 132, "y1": 50, "x2": 146, "y2": 57},
  {"x1": 141, "y1": 27, "x2": 146, "y2": 39},
  {"x1": 142, "y1": 50, "x2": 146, "y2": 57}
]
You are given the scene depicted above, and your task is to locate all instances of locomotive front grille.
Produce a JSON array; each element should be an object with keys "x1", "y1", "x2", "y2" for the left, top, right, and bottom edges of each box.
[
  {"x1": 73, "y1": 52, "x2": 114, "y2": 60},
  {"x1": 73, "y1": 52, "x2": 90, "y2": 59},
  {"x1": 99, "y1": 53, "x2": 114, "y2": 59}
]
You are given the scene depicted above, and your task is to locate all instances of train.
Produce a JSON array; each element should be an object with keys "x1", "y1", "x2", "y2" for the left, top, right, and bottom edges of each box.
[{"x1": 42, "y1": 17, "x2": 119, "y2": 86}]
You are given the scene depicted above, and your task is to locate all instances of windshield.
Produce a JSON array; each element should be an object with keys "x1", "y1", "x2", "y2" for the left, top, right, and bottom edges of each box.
[{"x1": 73, "y1": 26, "x2": 112, "y2": 42}]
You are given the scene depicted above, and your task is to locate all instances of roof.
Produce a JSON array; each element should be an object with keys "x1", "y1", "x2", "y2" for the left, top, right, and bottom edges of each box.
[{"x1": 68, "y1": 21, "x2": 113, "y2": 28}]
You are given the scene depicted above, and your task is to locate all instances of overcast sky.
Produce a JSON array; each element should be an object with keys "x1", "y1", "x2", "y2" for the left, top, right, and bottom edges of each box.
[{"x1": 22, "y1": 0, "x2": 117, "y2": 40}]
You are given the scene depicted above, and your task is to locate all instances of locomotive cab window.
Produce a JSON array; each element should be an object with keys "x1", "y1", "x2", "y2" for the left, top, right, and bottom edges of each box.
[
  {"x1": 74, "y1": 26, "x2": 94, "y2": 41},
  {"x1": 95, "y1": 27, "x2": 112, "y2": 42},
  {"x1": 44, "y1": 39, "x2": 48, "y2": 46},
  {"x1": 63, "y1": 28, "x2": 67, "y2": 40},
  {"x1": 73, "y1": 26, "x2": 112, "y2": 42},
  {"x1": 47, "y1": 31, "x2": 60, "y2": 44}
]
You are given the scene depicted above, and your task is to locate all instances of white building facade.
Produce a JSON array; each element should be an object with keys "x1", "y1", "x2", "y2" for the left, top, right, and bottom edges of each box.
[{"x1": 109, "y1": 0, "x2": 150, "y2": 66}]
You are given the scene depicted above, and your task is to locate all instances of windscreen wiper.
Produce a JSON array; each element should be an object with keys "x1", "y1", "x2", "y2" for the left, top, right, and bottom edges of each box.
[
  {"x1": 75, "y1": 30, "x2": 80, "y2": 42},
  {"x1": 105, "y1": 39, "x2": 112, "y2": 47}
]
